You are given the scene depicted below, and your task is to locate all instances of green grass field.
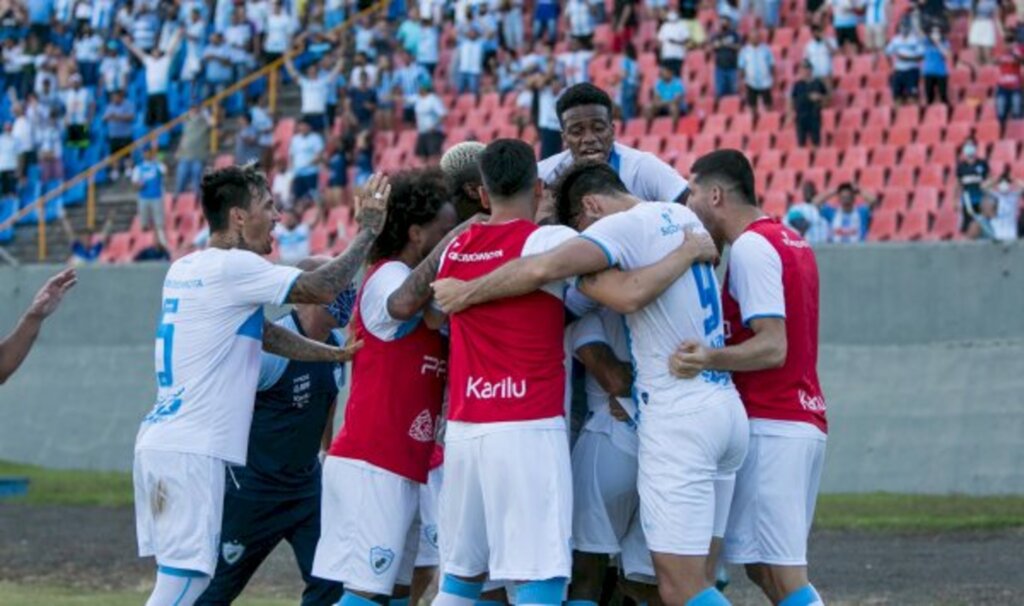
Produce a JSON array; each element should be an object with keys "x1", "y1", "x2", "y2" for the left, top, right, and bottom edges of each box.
[{"x1": 3, "y1": 459, "x2": 1024, "y2": 532}]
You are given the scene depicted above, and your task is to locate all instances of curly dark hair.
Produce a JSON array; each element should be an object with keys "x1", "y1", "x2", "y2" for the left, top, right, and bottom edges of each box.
[
  {"x1": 555, "y1": 83, "x2": 614, "y2": 128},
  {"x1": 369, "y1": 168, "x2": 451, "y2": 263},
  {"x1": 200, "y1": 162, "x2": 268, "y2": 232}
]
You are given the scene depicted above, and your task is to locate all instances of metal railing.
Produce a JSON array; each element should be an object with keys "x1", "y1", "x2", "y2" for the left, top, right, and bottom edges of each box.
[{"x1": 0, "y1": 0, "x2": 388, "y2": 261}]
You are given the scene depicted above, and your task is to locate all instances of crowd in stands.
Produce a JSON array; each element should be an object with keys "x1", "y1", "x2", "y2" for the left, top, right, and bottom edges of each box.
[{"x1": 0, "y1": 0, "x2": 1021, "y2": 264}]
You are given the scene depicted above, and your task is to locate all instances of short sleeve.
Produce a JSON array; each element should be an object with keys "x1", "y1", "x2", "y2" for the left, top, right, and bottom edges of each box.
[
  {"x1": 727, "y1": 231, "x2": 785, "y2": 325},
  {"x1": 569, "y1": 312, "x2": 608, "y2": 355},
  {"x1": 639, "y1": 154, "x2": 689, "y2": 202},
  {"x1": 579, "y1": 209, "x2": 643, "y2": 269},
  {"x1": 257, "y1": 351, "x2": 289, "y2": 391},
  {"x1": 522, "y1": 224, "x2": 579, "y2": 255},
  {"x1": 359, "y1": 261, "x2": 422, "y2": 341},
  {"x1": 221, "y1": 250, "x2": 303, "y2": 305}
]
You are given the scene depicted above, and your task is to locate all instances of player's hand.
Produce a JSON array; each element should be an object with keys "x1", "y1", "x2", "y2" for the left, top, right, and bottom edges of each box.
[
  {"x1": 430, "y1": 278, "x2": 471, "y2": 314},
  {"x1": 354, "y1": 173, "x2": 390, "y2": 235},
  {"x1": 670, "y1": 340, "x2": 709, "y2": 379},
  {"x1": 331, "y1": 339, "x2": 363, "y2": 363},
  {"x1": 608, "y1": 397, "x2": 630, "y2": 423},
  {"x1": 26, "y1": 268, "x2": 77, "y2": 320},
  {"x1": 680, "y1": 227, "x2": 719, "y2": 266}
]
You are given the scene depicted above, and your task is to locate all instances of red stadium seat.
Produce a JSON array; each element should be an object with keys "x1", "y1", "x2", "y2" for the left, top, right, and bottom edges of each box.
[
  {"x1": 950, "y1": 101, "x2": 977, "y2": 125},
  {"x1": 830, "y1": 129, "x2": 855, "y2": 149},
  {"x1": 757, "y1": 149, "x2": 782, "y2": 171},
  {"x1": 774, "y1": 129, "x2": 798, "y2": 152},
  {"x1": 756, "y1": 111, "x2": 783, "y2": 132},
  {"x1": 880, "y1": 188, "x2": 910, "y2": 212},
  {"x1": 867, "y1": 209, "x2": 898, "y2": 241},
  {"x1": 650, "y1": 117, "x2": 675, "y2": 136},
  {"x1": 623, "y1": 119, "x2": 647, "y2": 138},
  {"x1": 889, "y1": 165, "x2": 916, "y2": 189},
  {"x1": 838, "y1": 108, "x2": 864, "y2": 131},
  {"x1": 813, "y1": 147, "x2": 839, "y2": 170},
  {"x1": 717, "y1": 96, "x2": 742, "y2": 116},
  {"x1": 922, "y1": 104, "x2": 949, "y2": 127},
  {"x1": 989, "y1": 140, "x2": 1019, "y2": 166},
  {"x1": 916, "y1": 125, "x2": 945, "y2": 147},
  {"x1": 911, "y1": 187, "x2": 940, "y2": 213},
  {"x1": 675, "y1": 114, "x2": 701, "y2": 136},
  {"x1": 703, "y1": 113, "x2": 729, "y2": 135},
  {"x1": 894, "y1": 105, "x2": 921, "y2": 127},
  {"x1": 664, "y1": 135, "x2": 689, "y2": 160},
  {"x1": 691, "y1": 133, "x2": 717, "y2": 156},
  {"x1": 731, "y1": 112, "x2": 754, "y2": 134},
  {"x1": 918, "y1": 164, "x2": 946, "y2": 189},
  {"x1": 801, "y1": 167, "x2": 827, "y2": 190},
  {"x1": 828, "y1": 166, "x2": 856, "y2": 189},
  {"x1": 762, "y1": 191, "x2": 789, "y2": 217},
  {"x1": 871, "y1": 145, "x2": 898, "y2": 167},
  {"x1": 975, "y1": 120, "x2": 1001, "y2": 146},
  {"x1": 747, "y1": 131, "x2": 773, "y2": 155},
  {"x1": 859, "y1": 165, "x2": 886, "y2": 191},
  {"x1": 843, "y1": 146, "x2": 869, "y2": 169},
  {"x1": 785, "y1": 148, "x2": 811, "y2": 172},
  {"x1": 931, "y1": 142, "x2": 958, "y2": 167},
  {"x1": 887, "y1": 125, "x2": 915, "y2": 147},
  {"x1": 858, "y1": 126, "x2": 885, "y2": 147},
  {"x1": 867, "y1": 106, "x2": 893, "y2": 129},
  {"x1": 770, "y1": 169, "x2": 797, "y2": 193},
  {"x1": 901, "y1": 143, "x2": 929, "y2": 167},
  {"x1": 897, "y1": 209, "x2": 929, "y2": 240},
  {"x1": 718, "y1": 132, "x2": 744, "y2": 150},
  {"x1": 927, "y1": 208, "x2": 960, "y2": 240},
  {"x1": 945, "y1": 122, "x2": 973, "y2": 148},
  {"x1": 1005, "y1": 119, "x2": 1024, "y2": 141},
  {"x1": 639, "y1": 135, "x2": 665, "y2": 154}
]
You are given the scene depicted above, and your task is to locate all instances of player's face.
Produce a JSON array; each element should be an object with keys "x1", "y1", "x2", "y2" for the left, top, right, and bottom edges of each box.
[
  {"x1": 685, "y1": 180, "x2": 721, "y2": 239},
  {"x1": 415, "y1": 202, "x2": 458, "y2": 260},
  {"x1": 241, "y1": 188, "x2": 280, "y2": 255},
  {"x1": 561, "y1": 105, "x2": 615, "y2": 164}
]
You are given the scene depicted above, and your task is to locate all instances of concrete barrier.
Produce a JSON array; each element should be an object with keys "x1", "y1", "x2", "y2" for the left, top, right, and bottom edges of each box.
[{"x1": 0, "y1": 241, "x2": 1021, "y2": 493}]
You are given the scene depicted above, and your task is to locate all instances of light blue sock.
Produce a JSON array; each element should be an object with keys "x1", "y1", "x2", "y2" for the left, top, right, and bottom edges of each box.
[
  {"x1": 566, "y1": 601, "x2": 598, "y2": 606},
  {"x1": 686, "y1": 587, "x2": 731, "y2": 606},
  {"x1": 516, "y1": 578, "x2": 567, "y2": 605},
  {"x1": 339, "y1": 592, "x2": 379, "y2": 606},
  {"x1": 390, "y1": 598, "x2": 410, "y2": 606},
  {"x1": 474, "y1": 601, "x2": 506, "y2": 606},
  {"x1": 779, "y1": 584, "x2": 824, "y2": 606},
  {"x1": 433, "y1": 575, "x2": 484, "y2": 606}
]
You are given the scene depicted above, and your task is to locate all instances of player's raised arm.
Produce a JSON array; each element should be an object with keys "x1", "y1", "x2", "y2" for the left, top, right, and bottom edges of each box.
[
  {"x1": 577, "y1": 227, "x2": 718, "y2": 313},
  {"x1": 431, "y1": 236, "x2": 610, "y2": 314},
  {"x1": 0, "y1": 268, "x2": 77, "y2": 384},
  {"x1": 262, "y1": 319, "x2": 362, "y2": 362},
  {"x1": 286, "y1": 174, "x2": 390, "y2": 304}
]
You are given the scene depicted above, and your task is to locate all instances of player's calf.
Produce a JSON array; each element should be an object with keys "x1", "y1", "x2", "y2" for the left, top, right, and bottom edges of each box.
[
  {"x1": 568, "y1": 551, "x2": 610, "y2": 605},
  {"x1": 651, "y1": 553, "x2": 729, "y2": 606},
  {"x1": 146, "y1": 566, "x2": 211, "y2": 606}
]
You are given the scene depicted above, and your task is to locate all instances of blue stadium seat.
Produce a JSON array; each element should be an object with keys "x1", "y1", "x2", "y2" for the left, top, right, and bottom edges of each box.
[
  {"x1": 0, "y1": 196, "x2": 15, "y2": 242},
  {"x1": 15, "y1": 180, "x2": 42, "y2": 225}
]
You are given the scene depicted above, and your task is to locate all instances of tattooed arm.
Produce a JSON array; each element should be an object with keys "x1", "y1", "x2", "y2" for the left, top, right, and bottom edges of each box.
[
  {"x1": 262, "y1": 320, "x2": 362, "y2": 362},
  {"x1": 285, "y1": 174, "x2": 391, "y2": 305},
  {"x1": 386, "y1": 213, "x2": 485, "y2": 320}
]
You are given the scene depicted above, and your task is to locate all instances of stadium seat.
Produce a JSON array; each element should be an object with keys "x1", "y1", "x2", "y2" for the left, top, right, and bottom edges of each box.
[
  {"x1": 859, "y1": 165, "x2": 886, "y2": 191},
  {"x1": 1005, "y1": 119, "x2": 1024, "y2": 141},
  {"x1": 762, "y1": 191, "x2": 789, "y2": 217},
  {"x1": 801, "y1": 167, "x2": 827, "y2": 190},
  {"x1": 650, "y1": 117, "x2": 675, "y2": 136},
  {"x1": 928, "y1": 208, "x2": 961, "y2": 240},
  {"x1": 717, "y1": 96, "x2": 742, "y2": 116},
  {"x1": 989, "y1": 140, "x2": 1018, "y2": 166},
  {"x1": 838, "y1": 108, "x2": 864, "y2": 131},
  {"x1": 897, "y1": 209, "x2": 929, "y2": 241},
  {"x1": 922, "y1": 104, "x2": 949, "y2": 127},
  {"x1": 623, "y1": 119, "x2": 647, "y2": 138},
  {"x1": 703, "y1": 113, "x2": 729, "y2": 135},
  {"x1": 639, "y1": 135, "x2": 665, "y2": 154},
  {"x1": 867, "y1": 209, "x2": 897, "y2": 241},
  {"x1": 718, "y1": 132, "x2": 744, "y2": 150},
  {"x1": 785, "y1": 148, "x2": 810, "y2": 172},
  {"x1": 945, "y1": 122, "x2": 972, "y2": 147},
  {"x1": 871, "y1": 145, "x2": 898, "y2": 167},
  {"x1": 911, "y1": 187, "x2": 941, "y2": 214},
  {"x1": 843, "y1": 146, "x2": 869, "y2": 169},
  {"x1": 918, "y1": 165, "x2": 946, "y2": 189},
  {"x1": 858, "y1": 126, "x2": 885, "y2": 147},
  {"x1": 901, "y1": 143, "x2": 928, "y2": 167},
  {"x1": 894, "y1": 105, "x2": 921, "y2": 127},
  {"x1": 828, "y1": 166, "x2": 856, "y2": 189},
  {"x1": 887, "y1": 125, "x2": 915, "y2": 147},
  {"x1": 747, "y1": 131, "x2": 773, "y2": 155},
  {"x1": 916, "y1": 125, "x2": 945, "y2": 146},
  {"x1": 731, "y1": 113, "x2": 753, "y2": 134},
  {"x1": 757, "y1": 149, "x2": 783, "y2": 171},
  {"x1": 931, "y1": 142, "x2": 958, "y2": 167},
  {"x1": 691, "y1": 133, "x2": 717, "y2": 156},
  {"x1": 889, "y1": 165, "x2": 916, "y2": 189},
  {"x1": 880, "y1": 188, "x2": 910, "y2": 212},
  {"x1": 770, "y1": 169, "x2": 797, "y2": 193},
  {"x1": 949, "y1": 101, "x2": 977, "y2": 125},
  {"x1": 813, "y1": 148, "x2": 838, "y2": 170},
  {"x1": 867, "y1": 106, "x2": 893, "y2": 129},
  {"x1": 756, "y1": 111, "x2": 783, "y2": 133},
  {"x1": 101, "y1": 232, "x2": 133, "y2": 263},
  {"x1": 975, "y1": 120, "x2": 1001, "y2": 146}
]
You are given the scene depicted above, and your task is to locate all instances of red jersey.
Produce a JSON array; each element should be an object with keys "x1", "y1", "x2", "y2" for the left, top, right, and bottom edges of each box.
[
  {"x1": 437, "y1": 220, "x2": 573, "y2": 424},
  {"x1": 329, "y1": 261, "x2": 447, "y2": 483},
  {"x1": 996, "y1": 47, "x2": 1022, "y2": 90},
  {"x1": 722, "y1": 218, "x2": 827, "y2": 433}
]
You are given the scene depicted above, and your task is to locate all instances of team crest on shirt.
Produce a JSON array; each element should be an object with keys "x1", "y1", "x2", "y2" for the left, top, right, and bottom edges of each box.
[
  {"x1": 222, "y1": 541, "x2": 245, "y2": 565},
  {"x1": 423, "y1": 524, "x2": 438, "y2": 548},
  {"x1": 369, "y1": 546, "x2": 395, "y2": 574},
  {"x1": 408, "y1": 410, "x2": 435, "y2": 443}
]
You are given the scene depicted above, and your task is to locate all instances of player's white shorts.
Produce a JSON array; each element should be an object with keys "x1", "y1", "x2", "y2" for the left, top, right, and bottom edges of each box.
[
  {"x1": 637, "y1": 395, "x2": 749, "y2": 556},
  {"x1": 134, "y1": 449, "x2": 225, "y2": 576},
  {"x1": 439, "y1": 418, "x2": 572, "y2": 582},
  {"x1": 724, "y1": 420, "x2": 827, "y2": 567},
  {"x1": 415, "y1": 464, "x2": 443, "y2": 568},
  {"x1": 571, "y1": 428, "x2": 638, "y2": 554},
  {"x1": 312, "y1": 457, "x2": 420, "y2": 594}
]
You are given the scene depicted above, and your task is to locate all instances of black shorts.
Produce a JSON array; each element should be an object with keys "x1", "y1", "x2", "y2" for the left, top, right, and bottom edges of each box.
[
  {"x1": 746, "y1": 86, "x2": 773, "y2": 108},
  {"x1": 891, "y1": 68, "x2": 920, "y2": 99},
  {"x1": 146, "y1": 94, "x2": 169, "y2": 126},
  {"x1": 292, "y1": 172, "x2": 320, "y2": 202},
  {"x1": 0, "y1": 171, "x2": 16, "y2": 195},
  {"x1": 67, "y1": 124, "x2": 89, "y2": 147},
  {"x1": 109, "y1": 137, "x2": 133, "y2": 155},
  {"x1": 835, "y1": 26, "x2": 860, "y2": 48},
  {"x1": 415, "y1": 131, "x2": 444, "y2": 158}
]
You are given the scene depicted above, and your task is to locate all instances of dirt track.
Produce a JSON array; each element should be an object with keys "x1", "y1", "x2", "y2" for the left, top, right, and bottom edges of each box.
[{"x1": 1, "y1": 504, "x2": 1023, "y2": 605}]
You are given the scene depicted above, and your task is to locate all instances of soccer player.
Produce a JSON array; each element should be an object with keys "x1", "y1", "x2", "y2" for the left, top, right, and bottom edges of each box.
[
  {"x1": 668, "y1": 150, "x2": 828, "y2": 606},
  {"x1": 196, "y1": 255, "x2": 354, "y2": 606},
  {"x1": 440, "y1": 141, "x2": 487, "y2": 221},
  {"x1": 0, "y1": 267, "x2": 76, "y2": 385},
  {"x1": 133, "y1": 165, "x2": 385, "y2": 606},
  {"x1": 312, "y1": 168, "x2": 457, "y2": 606},
  {"x1": 537, "y1": 82, "x2": 689, "y2": 203},
  {"x1": 432, "y1": 159, "x2": 746, "y2": 606}
]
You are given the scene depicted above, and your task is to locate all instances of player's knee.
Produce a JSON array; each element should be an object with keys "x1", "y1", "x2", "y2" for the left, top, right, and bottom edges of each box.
[{"x1": 516, "y1": 577, "x2": 568, "y2": 606}]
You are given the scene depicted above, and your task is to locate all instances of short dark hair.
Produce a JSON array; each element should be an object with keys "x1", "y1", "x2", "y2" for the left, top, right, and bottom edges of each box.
[
  {"x1": 370, "y1": 168, "x2": 451, "y2": 263},
  {"x1": 479, "y1": 139, "x2": 537, "y2": 200},
  {"x1": 556, "y1": 83, "x2": 614, "y2": 127},
  {"x1": 200, "y1": 163, "x2": 268, "y2": 232},
  {"x1": 690, "y1": 149, "x2": 757, "y2": 206},
  {"x1": 554, "y1": 160, "x2": 629, "y2": 227},
  {"x1": 837, "y1": 182, "x2": 854, "y2": 193}
]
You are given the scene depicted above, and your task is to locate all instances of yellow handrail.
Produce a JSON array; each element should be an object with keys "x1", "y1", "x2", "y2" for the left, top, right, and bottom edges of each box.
[{"x1": 0, "y1": 0, "x2": 388, "y2": 260}]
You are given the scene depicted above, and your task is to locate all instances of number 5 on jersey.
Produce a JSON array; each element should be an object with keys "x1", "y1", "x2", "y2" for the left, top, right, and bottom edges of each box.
[{"x1": 156, "y1": 298, "x2": 180, "y2": 387}]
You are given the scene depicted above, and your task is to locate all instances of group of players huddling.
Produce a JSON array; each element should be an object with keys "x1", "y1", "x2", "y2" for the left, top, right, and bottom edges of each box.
[{"x1": 133, "y1": 83, "x2": 828, "y2": 606}]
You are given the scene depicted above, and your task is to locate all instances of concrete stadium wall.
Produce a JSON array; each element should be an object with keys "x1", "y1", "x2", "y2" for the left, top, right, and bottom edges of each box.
[{"x1": 0, "y1": 241, "x2": 1021, "y2": 493}]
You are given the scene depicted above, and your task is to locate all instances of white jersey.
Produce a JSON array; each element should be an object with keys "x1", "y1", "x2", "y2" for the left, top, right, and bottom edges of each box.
[
  {"x1": 360, "y1": 261, "x2": 424, "y2": 341},
  {"x1": 135, "y1": 248, "x2": 302, "y2": 464},
  {"x1": 568, "y1": 308, "x2": 639, "y2": 454},
  {"x1": 580, "y1": 203, "x2": 737, "y2": 413},
  {"x1": 537, "y1": 142, "x2": 689, "y2": 203}
]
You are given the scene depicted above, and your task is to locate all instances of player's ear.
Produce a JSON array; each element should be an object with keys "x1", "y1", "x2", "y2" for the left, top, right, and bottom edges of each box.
[
  {"x1": 581, "y1": 193, "x2": 602, "y2": 217},
  {"x1": 478, "y1": 186, "x2": 491, "y2": 211}
]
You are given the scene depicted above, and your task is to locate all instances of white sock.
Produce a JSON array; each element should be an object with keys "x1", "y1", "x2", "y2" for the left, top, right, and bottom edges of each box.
[
  {"x1": 432, "y1": 574, "x2": 483, "y2": 606},
  {"x1": 145, "y1": 568, "x2": 211, "y2": 606}
]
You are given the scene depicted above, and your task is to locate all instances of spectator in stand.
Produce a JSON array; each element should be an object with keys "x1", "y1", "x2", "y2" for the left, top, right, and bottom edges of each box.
[
  {"x1": 353, "y1": 128, "x2": 374, "y2": 186},
  {"x1": 251, "y1": 96, "x2": 275, "y2": 171},
  {"x1": 121, "y1": 31, "x2": 182, "y2": 127},
  {"x1": 132, "y1": 145, "x2": 169, "y2": 250},
  {"x1": 395, "y1": 50, "x2": 430, "y2": 126},
  {"x1": 456, "y1": 25, "x2": 486, "y2": 95},
  {"x1": 60, "y1": 210, "x2": 114, "y2": 266},
  {"x1": 495, "y1": 48, "x2": 523, "y2": 96},
  {"x1": 803, "y1": 24, "x2": 838, "y2": 86},
  {"x1": 827, "y1": 0, "x2": 867, "y2": 53},
  {"x1": 712, "y1": 19, "x2": 742, "y2": 99},
  {"x1": 173, "y1": 106, "x2": 211, "y2": 203},
  {"x1": 501, "y1": 0, "x2": 526, "y2": 53},
  {"x1": 534, "y1": 0, "x2": 560, "y2": 45},
  {"x1": 612, "y1": 0, "x2": 639, "y2": 53},
  {"x1": 886, "y1": 22, "x2": 925, "y2": 105},
  {"x1": 416, "y1": 13, "x2": 441, "y2": 76},
  {"x1": 0, "y1": 123, "x2": 18, "y2": 198},
  {"x1": 289, "y1": 118, "x2": 325, "y2": 207},
  {"x1": 477, "y1": 4, "x2": 501, "y2": 67},
  {"x1": 739, "y1": 27, "x2": 776, "y2": 115},
  {"x1": 320, "y1": 54, "x2": 344, "y2": 133},
  {"x1": 413, "y1": 82, "x2": 446, "y2": 163},
  {"x1": 11, "y1": 104, "x2": 35, "y2": 179},
  {"x1": 325, "y1": 141, "x2": 349, "y2": 210},
  {"x1": 202, "y1": 32, "x2": 235, "y2": 99},
  {"x1": 98, "y1": 42, "x2": 131, "y2": 95},
  {"x1": 558, "y1": 37, "x2": 595, "y2": 86},
  {"x1": 790, "y1": 60, "x2": 828, "y2": 147},
  {"x1": 3, "y1": 38, "x2": 31, "y2": 100},
  {"x1": 645, "y1": 0, "x2": 670, "y2": 21},
  {"x1": 285, "y1": 50, "x2": 345, "y2": 134},
  {"x1": 617, "y1": 42, "x2": 641, "y2": 121},
  {"x1": 658, "y1": 10, "x2": 690, "y2": 76},
  {"x1": 263, "y1": 1, "x2": 298, "y2": 63},
  {"x1": 865, "y1": 0, "x2": 889, "y2": 52},
  {"x1": 566, "y1": 0, "x2": 596, "y2": 47},
  {"x1": 817, "y1": 182, "x2": 878, "y2": 243},
  {"x1": 103, "y1": 90, "x2": 136, "y2": 180},
  {"x1": 718, "y1": 0, "x2": 742, "y2": 25},
  {"x1": 967, "y1": 0, "x2": 1000, "y2": 65},
  {"x1": 397, "y1": 6, "x2": 422, "y2": 55},
  {"x1": 350, "y1": 51, "x2": 379, "y2": 88},
  {"x1": 994, "y1": 31, "x2": 1023, "y2": 133},
  {"x1": 759, "y1": 0, "x2": 783, "y2": 28},
  {"x1": 129, "y1": 5, "x2": 160, "y2": 54},
  {"x1": 36, "y1": 112, "x2": 63, "y2": 183},
  {"x1": 234, "y1": 113, "x2": 262, "y2": 165},
  {"x1": 225, "y1": 6, "x2": 255, "y2": 57},
  {"x1": 347, "y1": 71, "x2": 378, "y2": 131},
  {"x1": 784, "y1": 181, "x2": 833, "y2": 243},
  {"x1": 73, "y1": 24, "x2": 103, "y2": 87},
  {"x1": 62, "y1": 73, "x2": 92, "y2": 152},
  {"x1": 922, "y1": 25, "x2": 951, "y2": 105},
  {"x1": 646, "y1": 64, "x2": 687, "y2": 128},
  {"x1": 956, "y1": 140, "x2": 990, "y2": 230},
  {"x1": 375, "y1": 55, "x2": 397, "y2": 131},
  {"x1": 978, "y1": 168, "x2": 1022, "y2": 241},
  {"x1": 535, "y1": 67, "x2": 565, "y2": 160},
  {"x1": 274, "y1": 207, "x2": 315, "y2": 265},
  {"x1": 271, "y1": 156, "x2": 294, "y2": 210}
]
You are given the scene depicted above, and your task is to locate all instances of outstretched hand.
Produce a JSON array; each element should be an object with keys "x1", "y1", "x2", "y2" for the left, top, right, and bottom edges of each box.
[
  {"x1": 27, "y1": 268, "x2": 77, "y2": 320},
  {"x1": 354, "y1": 173, "x2": 390, "y2": 235}
]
